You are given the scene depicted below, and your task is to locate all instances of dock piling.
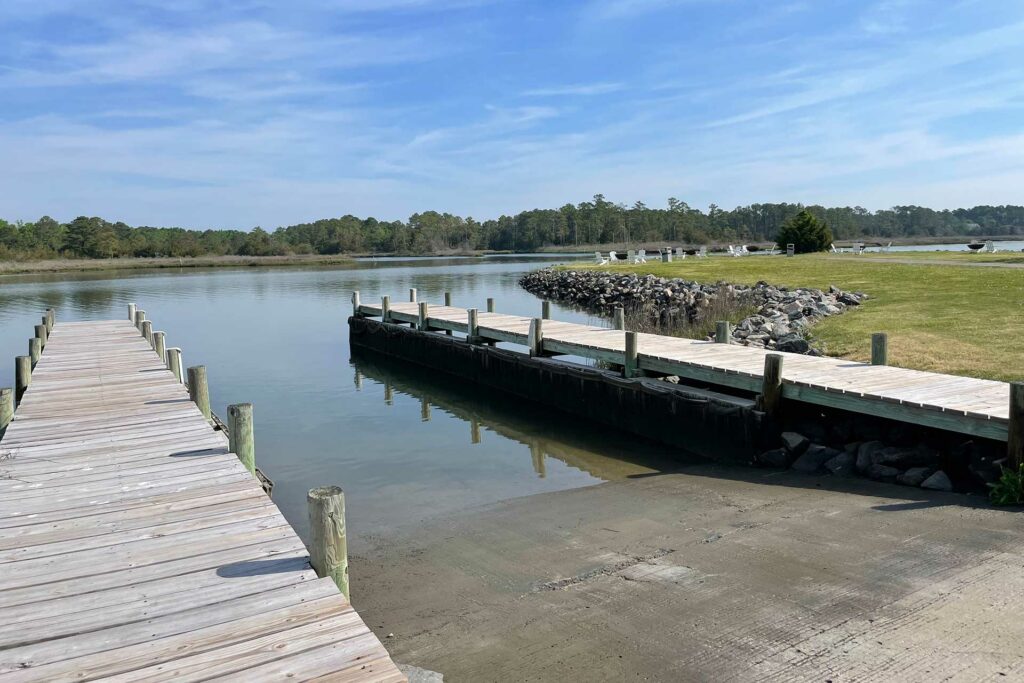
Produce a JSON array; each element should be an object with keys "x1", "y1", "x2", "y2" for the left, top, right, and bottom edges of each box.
[
  {"x1": 1009, "y1": 382, "x2": 1024, "y2": 468},
  {"x1": 418, "y1": 302, "x2": 429, "y2": 331},
  {"x1": 142, "y1": 320, "x2": 154, "y2": 346},
  {"x1": 45, "y1": 309, "x2": 55, "y2": 334},
  {"x1": 528, "y1": 318, "x2": 544, "y2": 357},
  {"x1": 613, "y1": 306, "x2": 625, "y2": 331},
  {"x1": 467, "y1": 308, "x2": 480, "y2": 343},
  {"x1": 15, "y1": 356, "x2": 31, "y2": 403},
  {"x1": 542, "y1": 300, "x2": 551, "y2": 320},
  {"x1": 134, "y1": 310, "x2": 146, "y2": 332},
  {"x1": 34, "y1": 323, "x2": 47, "y2": 349},
  {"x1": 444, "y1": 293, "x2": 453, "y2": 334},
  {"x1": 153, "y1": 331, "x2": 166, "y2": 360},
  {"x1": 29, "y1": 337, "x2": 41, "y2": 365},
  {"x1": 166, "y1": 347, "x2": 183, "y2": 383},
  {"x1": 187, "y1": 366, "x2": 212, "y2": 421},
  {"x1": 307, "y1": 486, "x2": 350, "y2": 600},
  {"x1": 624, "y1": 331, "x2": 639, "y2": 378},
  {"x1": 228, "y1": 403, "x2": 256, "y2": 475},
  {"x1": 716, "y1": 321, "x2": 731, "y2": 344},
  {"x1": 409, "y1": 288, "x2": 417, "y2": 303},
  {"x1": 761, "y1": 354, "x2": 784, "y2": 416},
  {"x1": 487, "y1": 297, "x2": 495, "y2": 313},
  {"x1": 128, "y1": 303, "x2": 137, "y2": 322},
  {"x1": 0, "y1": 387, "x2": 13, "y2": 434},
  {"x1": 351, "y1": 291, "x2": 361, "y2": 317},
  {"x1": 871, "y1": 333, "x2": 888, "y2": 366}
]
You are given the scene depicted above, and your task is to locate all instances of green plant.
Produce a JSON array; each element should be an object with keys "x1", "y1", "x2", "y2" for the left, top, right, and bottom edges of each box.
[
  {"x1": 990, "y1": 463, "x2": 1024, "y2": 505},
  {"x1": 776, "y1": 210, "x2": 833, "y2": 254}
]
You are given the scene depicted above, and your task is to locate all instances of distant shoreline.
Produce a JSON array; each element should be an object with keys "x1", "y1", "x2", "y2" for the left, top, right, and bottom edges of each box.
[{"x1": 0, "y1": 234, "x2": 1017, "y2": 275}]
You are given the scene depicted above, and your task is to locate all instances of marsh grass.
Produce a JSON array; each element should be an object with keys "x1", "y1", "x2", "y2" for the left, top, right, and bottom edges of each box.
[{"x1": 621, "y1": 290, "x2": 758, "y2": 340}]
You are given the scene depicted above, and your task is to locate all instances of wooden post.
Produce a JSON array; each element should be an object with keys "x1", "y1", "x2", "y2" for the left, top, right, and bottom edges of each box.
[
  {"x1": 871, "y1": 332, "x2": 888, "y2": 366},
  {"x1": 716, "y1": 321, "x2": 731, "y2": 344},
  {"x1": 409, "y1": 288, "x2": 417, "y2": 303},
  {"x1": 542, "y1": 300, "x2": 551, "y2": 320},
  {"x1": 761, "y1": 353, "x2": 784, "y2": 417},
  {"x1": 128, "y1": 302, "x2": 137, "y2": 322},
  {"x1": 470, "y1": 419, "x2": 481, "y2": 444},
  {"x1": 187, "y1": 366, "x2": 211, "y2": 421},
  {"x1": 444, "y1": 292, "x2": 452, "y2": 307},
  {"x1": 420, "y1": 397, "x2": 431, "y2": 421},
  {"x1": 1009, "y1": 382, "x2": 1024, "y2": 468},
  {"x1": 45, "y1": 309, "x2": 55, "y2": 333},
  {"x1": 381, "y1": 295, "x2": 391, "y2": 322},
  {"x1": 384, "y1": 382, "x2": 393, "y2": 405},
  {"x1": 134, "y1": 310, "x2": 146, "y2": 331},
  {"x1": 528, "y1": 318, "x2": 544, "y2": 357},
  {"x1": 418, "y1": 301, "x2": 429, "y2": 331},
  {"x1": 29, "y1": 337, "x2": 41, "y2": 365},
  {"x1": 624, "y1": 331, "x2": 639, "y2": 378},
  {"x1": 166, "y1": 347, "x2": 183, "y2": 383},
  {"x1": 15, "y1": 356, "x2": 31, "y2": 403},
  {"x1": 351, "y1": 291, "x2": 361, "y2": 317},
  {"x1": 613, "y1": 307, "x2": 625, "y2": 331},
  {"x1": 142, "y1": 320, "x2": 154, "y2": 347},
  {"x1": 0, "y1": 387, "x2": 13, "y2": 434},
  {"x1": 34, "y1": 324, "x2": 47, "y2": 349},
  {"x1": 467, "y1": 308, "x2": 480, "y2": 343},
  {"x1": 228, "y1": 403, "x2": 256, "y2": 475},
  {"x1": 487, "y1": 297, "x2": 495, "y2": 313},
  {"x1": 153, "y1": 331, "x2": 166, "y2": 360},
  {"x1": 307, "y1": 486, "x2": 349, "y2": 600}
]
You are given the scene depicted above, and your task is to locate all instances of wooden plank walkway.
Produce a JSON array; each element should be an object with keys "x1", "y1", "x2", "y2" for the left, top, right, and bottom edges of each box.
[
  {"x1": 357, "y1": 299, "x2": 1012, "y2": 441},
  {"x1": 0, "y1": 319, "x2": 405, "y2": 682}
]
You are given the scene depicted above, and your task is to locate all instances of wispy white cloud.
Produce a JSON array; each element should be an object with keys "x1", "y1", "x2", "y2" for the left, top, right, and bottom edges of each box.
[{"x1": 522, "y1": 82, "x2": 623, "y2": 96}]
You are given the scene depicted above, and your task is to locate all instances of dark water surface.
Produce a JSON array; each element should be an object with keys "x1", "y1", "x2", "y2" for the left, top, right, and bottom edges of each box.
[{"x1": 0, "y1": 256, "x2": 685, "y2": 545}]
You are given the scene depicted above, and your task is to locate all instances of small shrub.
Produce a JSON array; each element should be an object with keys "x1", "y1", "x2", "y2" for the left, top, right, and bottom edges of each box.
[
  {"x1": 990, "y1": 463, "x2": 1024, "y2": 505},
  {"x1": 776, "y1": 210, "x2": 833, "y2": 254}
]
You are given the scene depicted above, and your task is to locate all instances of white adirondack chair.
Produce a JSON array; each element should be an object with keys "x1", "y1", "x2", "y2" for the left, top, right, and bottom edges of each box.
[
  {"x1": 830, "y1": 243, "x2": 839, "y2": 253},
  {"x1": 985, "y1": 240, "x2": 996, "y2": 253},
  {"x1": 727, "y1": 245, "x2": 739, "y2": 257},
  {"x1": 595, "y1": 251, "x2": 609, "y2": 265},
  {"x1": 608, "y1": 250, "x2": 619, "y2": 262},
  {"x1": 738, "y1": 245, "x2": 750, "y2": 256},
  {"x1": 634, "y1": 249, "x2": 647, "y2": 264},
  {"x1": 698, "y1": 246, "x2": 707, "y2": 258}
]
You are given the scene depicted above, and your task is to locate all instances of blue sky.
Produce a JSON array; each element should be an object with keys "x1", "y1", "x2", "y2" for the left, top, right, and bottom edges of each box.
[{"x1": 1, "y1": 0, "x2": 1022, "y2": 228}]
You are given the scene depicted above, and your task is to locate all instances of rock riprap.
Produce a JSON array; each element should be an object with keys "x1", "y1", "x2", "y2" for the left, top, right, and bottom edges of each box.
[{"x1": 519, "y1": 268, "x2": 866, "y2": 353}]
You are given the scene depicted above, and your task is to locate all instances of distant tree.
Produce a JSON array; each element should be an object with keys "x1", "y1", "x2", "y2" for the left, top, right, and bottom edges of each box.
[{"x1": 775, "y1": 210, "x2": 833, "y2": 253}]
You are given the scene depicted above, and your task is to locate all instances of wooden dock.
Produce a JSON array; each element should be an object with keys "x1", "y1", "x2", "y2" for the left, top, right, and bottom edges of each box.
[
  {"x1": 0, "y1": 317, "x2": 405, "y2": 681},
  {"x1": 356, "y1": 295, "x2": 1017, "y2": 444}
]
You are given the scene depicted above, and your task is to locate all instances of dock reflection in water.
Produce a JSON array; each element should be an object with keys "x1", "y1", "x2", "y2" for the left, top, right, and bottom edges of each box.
[{"x1": 351, "y1": 349, "x2": 694, "y2": 484}]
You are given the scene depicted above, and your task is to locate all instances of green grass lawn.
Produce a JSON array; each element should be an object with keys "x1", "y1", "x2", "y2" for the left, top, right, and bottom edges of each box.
[{"x1": 583, "y1": 253, "x2": 1024, "y2": 382}]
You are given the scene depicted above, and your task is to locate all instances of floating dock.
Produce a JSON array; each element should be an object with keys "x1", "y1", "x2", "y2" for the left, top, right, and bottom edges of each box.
[
  {"x1": 355, "y1": 293, "x2": 1019, "y2": 447},
  {"x1": 0, "y1": 316, "x2": 404, "y2": 681}
]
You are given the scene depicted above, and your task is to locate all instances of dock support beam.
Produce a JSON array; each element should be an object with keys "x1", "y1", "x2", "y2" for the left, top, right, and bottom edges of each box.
[
  {"x1": 467, "y1": 308, "x2": 481, "y2": 343},
  {"x1": 351, "y1": 291, "x2": 361, "y2": 317},
  {"x1": 0, "y1": 387, "x2": 13, "y2": 434},
  {"x1": 153, "y1": 331, "x2": 166, "y2": 360},
  {"x1": 228, "y1": 403, "x2": 256, "y2": 475},
  {"x1": 307, "y1": 486, "x2": 349, "y2": 600},
  {"x1": 381, "y1": 296, "x2": 391, "y2": 323},
  {"x1": 542, "y1": 300, "x2": 551, "y2": 320},
  {"x1": 188, "y1": 366, "x2": 212, "y2": 421},
  {"x1": 613, "y1": 307, "x2": 625, "y2": 331},
  {"x1": 871, "y1": 333, "x2": 888, "y2": 366},
  {"x1": 716, "y1": 321, "x2": 731, "y2": 344},
  {"x1": 166, "y1": 347, "x2": 183, "y2": 383},
  {"x1": 761, "y1": 353, "x2": 784, "y2": 417},
  {"x1": 15, "y1": 356, "x2": 31, "y2": 403},
  {"x1": 142, "y1": 321, "x2": 154, "y2": 346},
  {"x1": 34, "y1": 324, "x2": 47, "y2": 349},
  {"x1": 128, "y1": 303, "x2": 137, "y2": 322},
  {"x1": 444, "y1": 293, "x2": 452, "y2": 334},
  {"x1": 1009, "y1": 382, "x2": 1024, "y2": 468},
  {"x1": 528, "y1": 318, "x2": 544, "y2": 357},
  {"x1": 29, "y1": 338, "x2": 41, "y2": 366},
  {"x1": 624, "y1": 331, "x2": 639, "y2": 378},
  {"x1": 418, "y1": 302, "x2": 429, "y2": 331}
]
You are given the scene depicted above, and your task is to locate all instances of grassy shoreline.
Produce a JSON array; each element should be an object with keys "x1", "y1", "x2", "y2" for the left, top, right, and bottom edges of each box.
[{"x1": 567, "y1": 252, "x2": 1024, "y2": 382}]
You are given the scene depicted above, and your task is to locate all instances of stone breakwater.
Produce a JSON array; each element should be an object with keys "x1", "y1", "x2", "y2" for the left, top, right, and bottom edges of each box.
[{"x1": 519, "y1": 268, "x2": 867, "y2": 354}]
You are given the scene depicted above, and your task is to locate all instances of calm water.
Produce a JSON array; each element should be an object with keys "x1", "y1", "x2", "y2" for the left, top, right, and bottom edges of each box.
[
  {"x1": 888, "y1": 241, "x2": 1024, "y2": 252},
  {"x1": 0, "y1": 256, "x2": 685, "y2": 546}
]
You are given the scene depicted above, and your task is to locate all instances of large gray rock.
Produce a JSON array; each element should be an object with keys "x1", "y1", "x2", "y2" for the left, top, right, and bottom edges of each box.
[
  {"x1": 921, "y1": 470, "x2": 953, "y2": 491},
  {"x1": 758, "y1": 448, "x2": 793, "y2": 468},
  {"x1": 824, "y1": 452, "x2": 856, "y2": 476},
  {"x1": 780, "y1": 432, "x2": 810, "y2": 456},
  {"x1": 866, "y1": 463, "x2": 900, "y2": 482},
  {"x1": 896, "y1": 467, "x2": 934, "y2": 487},
  {"x1": 775, "y1": 334, "x2": 810, "y2": 354},
  {"x1": 856, "y1": 441, "x2": 885, "y2": 473},
  {"x1": 792, "y1": 445, "x2": 841, "y2": 473},
  {"x1": 872, "y1": 445, "x2": 940, "y2": 469}
]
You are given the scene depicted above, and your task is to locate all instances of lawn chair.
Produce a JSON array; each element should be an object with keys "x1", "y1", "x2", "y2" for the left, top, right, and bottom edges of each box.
[
  {"x1": 595, "y1": 251, "x2": 609, "y2": 265},
  {"x1": 854, "y1": 242, "x2": 865, "y2": 255},
  {"x1": 739, "y1": 245, "x2": 750, "y2": 256},
  {"x1": 635, "y1": 249, "x2": 647, "y2": 264},
  {"x1": 698, "y1": 246, "x2": 707, "y2": 258},
  {"x1": 830, "y1": 243, "x2": 839, "y2": 253},
  {"x1": 608, "y1": 250, "x2": 619, "y2": 261},
  {"x1": 985, "y1": 240, "x2": 996, "y2": 253},
  {"x1": 882, "y1": 242, "x2": 892, "y2": 253}
]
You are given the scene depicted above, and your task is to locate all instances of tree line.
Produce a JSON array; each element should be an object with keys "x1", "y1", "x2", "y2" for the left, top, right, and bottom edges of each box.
[{"x1": 2, "y1": 197, "x2": 1023, "y2": 260}]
